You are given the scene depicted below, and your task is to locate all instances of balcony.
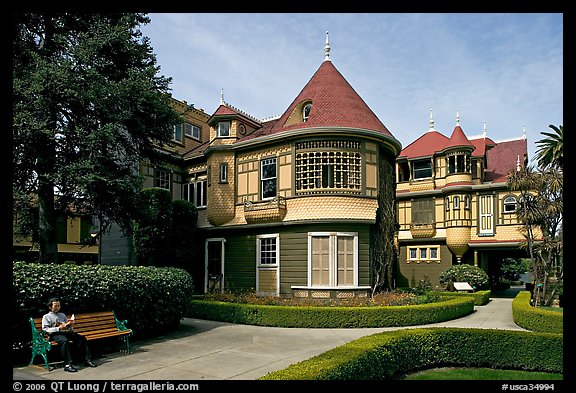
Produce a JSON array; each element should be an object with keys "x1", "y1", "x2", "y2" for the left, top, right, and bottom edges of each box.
[
  {"x1": 410, "y1": 223, "x2": 436, "y2": 238},
  {"x1": 244, "y1": 195, "x2": 287, "y2": 224}
]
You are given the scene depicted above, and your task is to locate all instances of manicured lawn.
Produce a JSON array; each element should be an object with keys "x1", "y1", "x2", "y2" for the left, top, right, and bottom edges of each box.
[{"x1": 397, "y1": 367, "x2": 563, "y2": 380}]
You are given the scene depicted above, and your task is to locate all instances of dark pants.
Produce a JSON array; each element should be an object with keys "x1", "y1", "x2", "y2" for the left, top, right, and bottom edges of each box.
[{"x1": 50, "y1": 332, "x2": 91, "y2": 366}]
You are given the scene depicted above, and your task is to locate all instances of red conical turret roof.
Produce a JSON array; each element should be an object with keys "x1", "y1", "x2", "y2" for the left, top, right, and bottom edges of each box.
[{"x1": 269, "y1": 60, "x2": 394, "y2": 137}]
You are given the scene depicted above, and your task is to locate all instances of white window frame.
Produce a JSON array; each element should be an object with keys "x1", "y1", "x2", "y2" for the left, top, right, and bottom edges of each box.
[
  {"x1": 182, "y1": 177, "x2": 207, "y2": 208},
  {"x1": 185, "y1": 123, "x2": 201, "y2": 140},
  {"x1": 154, "y1": 168, "x2": 171, "y2": 190},
  {"x1": 219, "y1": 163, "x2": 228, "y2": 183},
  {"x1": 173, "y1": 124, "x2": 183, "y2": 143},
  {"x1": 453, "y1": 196, "x2": 460, "y2": 210},
  {"x1": 217, "y1": 121, "x2": 230, "y2": 137},
  {"x1": 407, "y1": 246, "x2": 441, "y2": 264},
  {"x1": 503, "y1": 196, "x2": 517, "y2": 214},
  {"x1": 257, "y1": 234, "x2": 279, "y2": 267},
  {"x1": 307, "y1": 232, "x2": 358, "y2": 288}
]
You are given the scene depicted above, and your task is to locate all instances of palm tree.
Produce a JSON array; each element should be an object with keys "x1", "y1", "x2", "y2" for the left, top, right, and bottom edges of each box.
[{"x1": 535, "y1": 125, "x2": 563, "y2": 170}]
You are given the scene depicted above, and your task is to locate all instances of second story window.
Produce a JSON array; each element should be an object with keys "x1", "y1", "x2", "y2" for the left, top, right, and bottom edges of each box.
[
  {"x1": 184, "y1": 123, "x2": 201, "y2": 140},
  {"x1": 261, "y1": 158, "x2": 277, "y2": 199},
  {"x1": 453, "y1": 196, "x2": 460, "y2": 210},
  {"x1": 412, "y1": 159, "x2": 432, "y2": 180},
  {"x1": 217, "y1": 122, "x2": 230, "y2": 137},
  {"x1": 503, "y1": 196, "x2": 517, "y2": 213},
  {"x1": 173, "y1": 124, "x2": 183, "y2": 143},
  {"x1": 182, "y1": 175, "x2": 207, "y2": 208},
  {"x1": 154, "y1": 168, "x2": 171, "y2": 190},
  {"x1": 412, "y1": 198, "x2": 434, "y2": 225},
  {"x1": 219, "y1": 163, "x2": 228, "y2": 183}
]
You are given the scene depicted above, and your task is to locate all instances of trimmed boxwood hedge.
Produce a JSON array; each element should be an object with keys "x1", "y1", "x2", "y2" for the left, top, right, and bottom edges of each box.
[
  {"x1": 512, "y1": 291, "x2": 563, "y2": 334},
  {"x1": 259, "y1": 327, "x2": 563, "y2": 380},
  {"x1": 436, "y1": 289, "x2": 491, "y2": 306},
  {"x1": 12, "y1": 261, "x2": 194, "y2": 350},
  {"x1": 186, "y1": 295, "x2": 475, "y2": 328}
]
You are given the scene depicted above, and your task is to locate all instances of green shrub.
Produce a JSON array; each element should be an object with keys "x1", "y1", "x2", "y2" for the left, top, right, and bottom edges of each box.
[
  {"x1": 260, "y1": 328, "x2": 563, "y2": 380},
  {"x1": 12, "y1": 261, "x2": 193, "y2": 350},
  {"x1": 512, "y1": 291, "x2": 563, "y2": 334},
  {"x1": 439, "y1": 264, "x2": 489, "y2": 290},
  {"x1": 187, "y1": 295, "x2": 474, "y2": 328}
]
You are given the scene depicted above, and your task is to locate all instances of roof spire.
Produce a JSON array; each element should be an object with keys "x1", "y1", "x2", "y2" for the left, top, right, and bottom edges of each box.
[
  {"x1": 220, "y1": 88, "x2": 225, "y2": 105},
  {"x1": 483, "y1": 121, "x2": 487, "y2": 138},
  {"x1": 428, "y1": 109, "x2": 436, "y2": 131},
  {"x1": 456, "y1": 109, "x2": 460, "y2": 126},
  {"x1": 522, "y1": 125, "x2": 527, "y2": 140},
  {"x1": 324, "y1": 31, "x2": 331, "y2": 61}
]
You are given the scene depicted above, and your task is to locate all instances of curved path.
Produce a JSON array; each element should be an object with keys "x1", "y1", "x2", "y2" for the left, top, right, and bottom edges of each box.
[{"x1": 13, "y1": 289, "x2": 526, "y2": 381}]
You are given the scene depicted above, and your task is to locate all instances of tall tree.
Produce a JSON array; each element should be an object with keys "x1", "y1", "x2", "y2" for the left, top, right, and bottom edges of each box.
[
  {"x1": 13, "y1": 13, "x2": 180, "y2": 263},
  {"x1": 508, "y1": 145, "x2": 563, "y2": 307},
  {"x1": 534, "y1": 124, "x2": 563, "y2": 170}
]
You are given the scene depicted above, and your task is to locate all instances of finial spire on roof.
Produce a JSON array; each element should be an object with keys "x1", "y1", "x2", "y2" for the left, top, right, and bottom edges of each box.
[
  {"x1": 220, "y1": 88, "x2": 225, "y2": 105},
  {"x1": 456, "y1": 109, "x2": 460, "y2": 126},
  {"x1": 522, "y1": 125, "x2": 527, "y2": 140},
  {"x1": 428, "y1": 109, "x2": 436, "y2": 131},
  {"x1": 483, "y1": 121, "x2": 487, "y2": 138},
  {"x1": 324, "y1": 31, "x2": 331, "y2": 61}
]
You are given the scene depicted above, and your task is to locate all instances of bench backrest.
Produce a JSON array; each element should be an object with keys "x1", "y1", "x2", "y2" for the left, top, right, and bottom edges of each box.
[{"x1": 33, "y1": 311, "x2": 121, "y2": 335}]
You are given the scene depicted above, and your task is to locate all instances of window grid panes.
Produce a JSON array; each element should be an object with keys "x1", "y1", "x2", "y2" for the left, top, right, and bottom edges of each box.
[
  {"x1": 407, "y1": 246, "x2": 440, "y2": 263},
  {"x1": 154, "y1": 169, "x2": 170, "y2": 190},
  {"x1": 259, "y1": 237, "x2": 277, "y2": 265},
  {"x1": 295, "y1": 151, "x2": 361, "y2": 194}
]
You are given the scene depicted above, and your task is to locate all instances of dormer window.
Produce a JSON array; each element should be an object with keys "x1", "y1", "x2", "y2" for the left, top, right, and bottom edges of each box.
[
  {"x1": 303, "y1": 103, "x2": 312, "y2": 122},
  {"x1": 217, "y1": 121, "x2": 230, "y2": 137}
]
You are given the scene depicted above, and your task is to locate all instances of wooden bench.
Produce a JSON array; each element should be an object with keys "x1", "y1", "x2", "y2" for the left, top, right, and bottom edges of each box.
[{"x1": 29, "y1": 311, "x2": 133, "y2": 370}]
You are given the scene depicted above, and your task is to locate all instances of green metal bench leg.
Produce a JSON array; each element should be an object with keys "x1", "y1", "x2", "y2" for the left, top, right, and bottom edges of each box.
[{"x1": 30, "y1": 350, "x2": 50, "y2": 370}]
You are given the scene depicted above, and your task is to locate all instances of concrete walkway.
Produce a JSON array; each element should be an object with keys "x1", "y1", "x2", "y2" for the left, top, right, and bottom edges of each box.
[{"x1": 13, "y1": 288, "x2": 527, "y2": 381}]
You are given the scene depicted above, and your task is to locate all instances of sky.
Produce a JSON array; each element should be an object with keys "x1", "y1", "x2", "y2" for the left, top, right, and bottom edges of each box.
[{"x1": 140, "y1": 13, "x2": 563, "y2": 164}]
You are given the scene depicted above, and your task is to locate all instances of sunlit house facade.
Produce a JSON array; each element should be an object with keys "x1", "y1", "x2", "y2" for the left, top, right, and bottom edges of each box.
[{"x1": 395, "y1": 112, "x2": 536, "y2": 289}]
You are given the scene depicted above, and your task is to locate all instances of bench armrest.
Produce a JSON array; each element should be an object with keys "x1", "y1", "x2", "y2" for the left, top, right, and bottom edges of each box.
[{"x1": 112, "y1": 311, "x2": 132, "y2": 333}]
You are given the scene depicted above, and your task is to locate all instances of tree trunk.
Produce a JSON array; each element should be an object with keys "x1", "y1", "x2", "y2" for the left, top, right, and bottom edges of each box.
[{"x1": 370, "y1": 148, "x2": 398, "y2": 295}]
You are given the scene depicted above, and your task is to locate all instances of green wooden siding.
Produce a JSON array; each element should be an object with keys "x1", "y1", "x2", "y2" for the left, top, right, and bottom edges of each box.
[
  {"x1": 397, "y1": 243, "x2": 452, "y2": 290},
  {"x1": 215, "y1": 222, "x2": 372, "y2": 296}
]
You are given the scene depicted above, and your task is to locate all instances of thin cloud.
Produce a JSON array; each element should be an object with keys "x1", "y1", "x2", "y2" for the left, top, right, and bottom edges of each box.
[{"x1": 141, "y1": 13, "x2": 562, "y2": 163}]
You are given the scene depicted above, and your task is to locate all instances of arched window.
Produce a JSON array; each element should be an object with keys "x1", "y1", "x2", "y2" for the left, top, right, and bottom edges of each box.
[
  {"x1": 303, "y1": 103, "x2": 312, "y2": 122},
  {"x1": 503, "y1": 196, "x2": 517, "y2": 214}
]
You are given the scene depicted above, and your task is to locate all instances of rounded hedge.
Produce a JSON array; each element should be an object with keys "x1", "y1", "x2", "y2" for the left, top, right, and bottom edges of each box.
[{"x1": 12, "y1": 261, "x2": 194, "y2": 349}]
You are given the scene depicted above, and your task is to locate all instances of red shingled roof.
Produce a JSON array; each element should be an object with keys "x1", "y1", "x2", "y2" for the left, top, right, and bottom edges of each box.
[
  {"x1": 484, "y1": 138, "x2": 528, "y2": 182},
  {"x1": 273, "y1": 60, "x2": 394, "y2": 136},
  {"x1": 399, "y1": 131, "x2": 449, "y2": 159},
  {"x1": 445, "y1": 125, "x2": 475, "y2": 151},
  {"x1": 469, "y1": 136, "x2": 496, "y2": 157}
]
